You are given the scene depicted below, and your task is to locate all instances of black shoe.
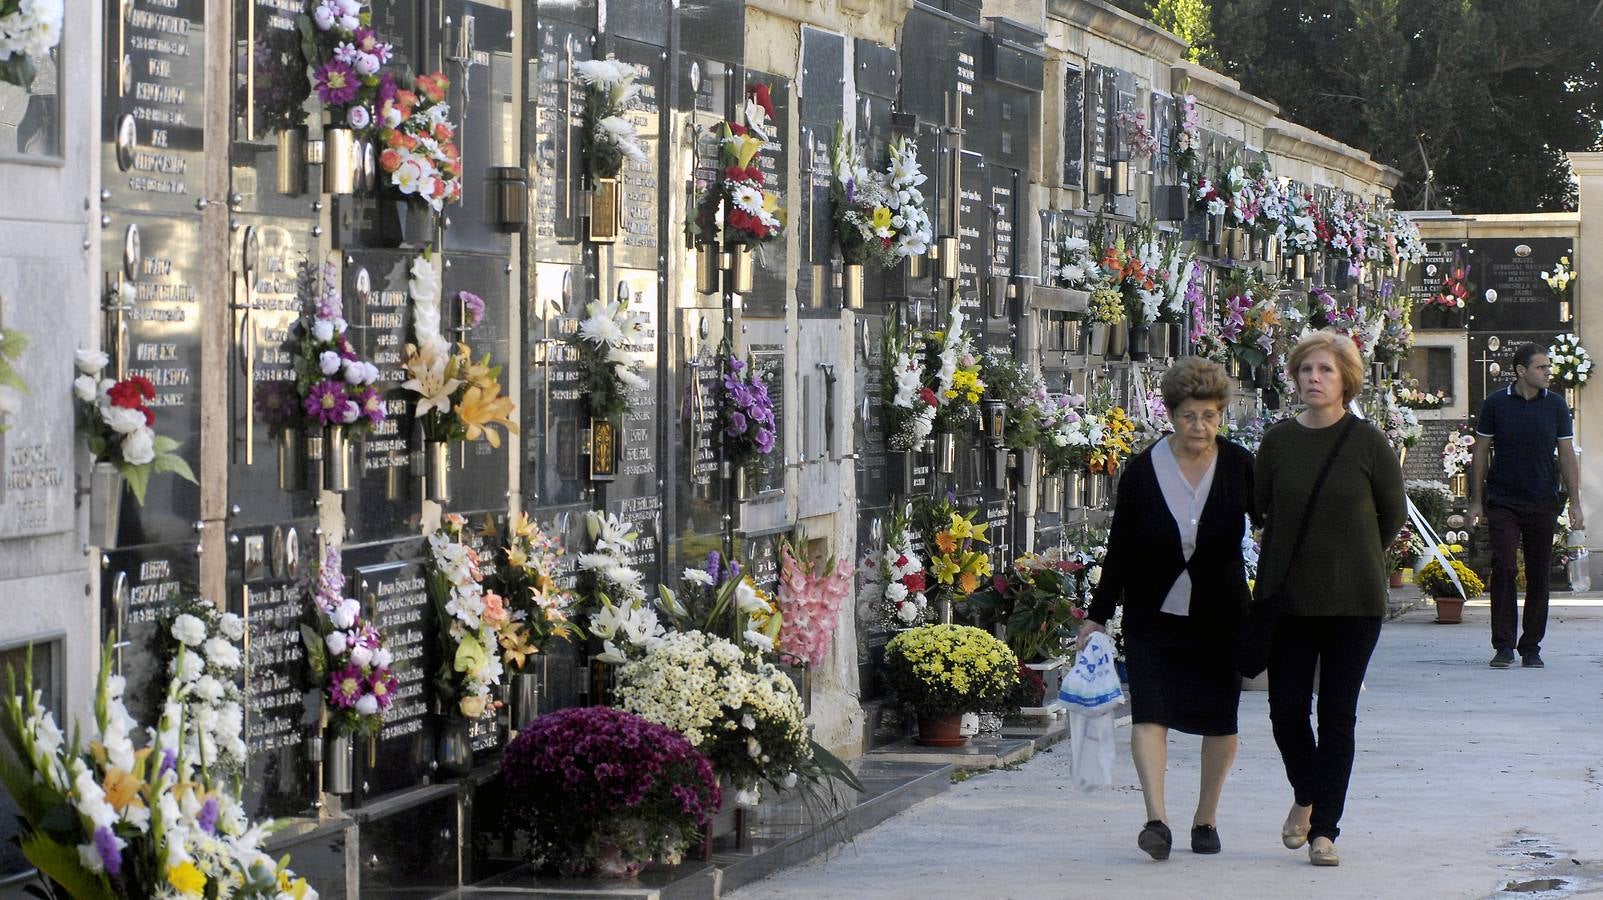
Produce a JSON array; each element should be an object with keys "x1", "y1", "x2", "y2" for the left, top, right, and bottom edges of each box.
[
  {"x1": 1490, "y1": 649, "x2": 1515, "y2": 668},
  {"x1": 1138, "y1": 820, "x2": 1172, "y2": 860},
  {"x1": 1191, "y1": 824, "x2": 1222, "y2": 854},
  {"x1": 1522, "y1": 652, "x2": 1545, "y2": 668}
]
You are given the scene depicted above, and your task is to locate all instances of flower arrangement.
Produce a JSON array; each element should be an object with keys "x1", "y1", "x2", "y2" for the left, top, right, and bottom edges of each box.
[
  {"x1": 0, "y1": 0, "x2": 61, "y2": 87},
  {"x1": 883, "y1": 624, "x2": 1018, "y2": 719},
  {"x1": 575, "y1": 511, "x2": 664, "y2": 664},
  {"x1": 1549, "y1": 333, "x2": 1592, "y2": 389},
  {"x1": 1431, "y1": 266, "x2": 1471, "y2": 310},
  {"x1": 374, "y1": 71, "x2": 463, "y2": 211},
  {"x1": 977, "y1": 350, "x2": 1052, "y2": 451},
  {"x1": 881, "y1": 315, "x2": 937, "y2": 452},
  {"x1": 1441, "y1": 425, "x2": 1476, "y2": 479},
  {"x1": 1372, "y1": 299, "x2": 1415, "y2": 365},
  {"x1": 928, "y1": 303, "x2": 985, "y2": 432},
  {"x1": 1417, "y1": 557, "x2": 1484, "y2": 599},
  {"x1": 614, "y1": 630, "x2": 810, "y2": 807},
  {"x1": 1396, "y1": 377, "x2": 1446, "y2": 410},
  {"x1": 1085, "y1": 392, "x2": 1136, "y2": 476},
  {"x1": 0, "y1": 641, "x2": 318, "y2": 899},
  {"x1": 1217, "y1": 270, "x2": 1281, "y2": 369},
  {"x1": 73, "y1": 349, "x2": 198, "y2": 504},
  {"x1": 1172, "y1": 93, "x2": 1201, "y2": 186},
  {"x1": 1116, "y1": 109, "x2": 1160, "y2": 160},
  {"x1": 657, "y1": 551, "x2": 779, "y2": 655},
  {"x1": 1085, "y1": 286, "x2": 1126, "y2": 326},
  {"x1": 1377, "y1": 389, "x2": 1422, "y2": 452},
  {"x1": 860, "y1": 509, "x2": 931, "y2": 628},
  {"x1": 574, "y1": 56, "x2": 646, "y2": 179},
  {"x1": 1098, "y1": 238, "x2": 1161, "y2": 326},
  {"x1": 293, "y1": 261, "x2": 385, "y2": 433},
  {"x1": 828, "y1": 129, "x2": 933, "y2": 267},
  {"x1": 486, "y1": 512, "x2": 574, "y2": 670},
  {"x1": 1053, "y1": 234, "x2": 1104, "y2": 293},
  {"x1": 1389, "y1": 211, "x2": 1425, "y2": 267},
  {"x1": 500, "y1": 706, "x2": 719, "y2": 877},
  {"x1": 969, "y1": 553, "x2": 1089, "y2": 663},
  {"x1": 719, "y1": 345, "x2": 777, "y2": 471},
  {"x1": 158, "y1": 597, "x2": 248, "y2": 786},
  {"x1": 1282, "y1": 191, "x2": 1323, "y2": 256},
  {"x1": 574, "y1": 289, "x2": 646, "y2": 422},
  {"x1": 1542, "y1": 256, "x2": 1576, "y2": 299},
  {"x1": 776, "y1": 535, "x2": 853, "y2": 667},
  {"x1": 426, "y1": 515, "x2": 506, "y2": 719},
  {"x1": 401, "y1": 251, "x2": 518, "y2": 446},
  {"x1": 1386, "y1": 522, "x2": 1422, "y2": 573},
  {"x1": 303, "y1": 0, "x2": 392, "y2": 123},
  {"x1": 928, "y1": 507, "x2": 992, "y2": 602},
  {"x1": 302, "y1": 547, "x2": 397, "y2": 737},
  {"x1": 1038, "y1": 391, "x2": 1090, "y2": 474},
  {"x1": 0, "y1": 322, "x2": 25, "y2": 432},
  {"x1": 688, "y1": 86, "x2": 784, "y2": 251}
]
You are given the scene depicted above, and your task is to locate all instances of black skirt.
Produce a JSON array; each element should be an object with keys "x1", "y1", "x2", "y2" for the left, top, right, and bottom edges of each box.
[{"x1": 1124, "y1": 621, "x2": 1242, "y2": 736}]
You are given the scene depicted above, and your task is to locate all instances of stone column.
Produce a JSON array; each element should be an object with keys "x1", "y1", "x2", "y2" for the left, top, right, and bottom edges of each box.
[{"x1": 1566, "y1": 151, "x2": 1603, "y2": 578}]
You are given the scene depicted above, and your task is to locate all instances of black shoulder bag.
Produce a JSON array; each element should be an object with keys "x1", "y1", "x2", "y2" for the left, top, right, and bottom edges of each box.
[{"x1": 1236, "y1": 416, "x2": 1357, "y2": 678}]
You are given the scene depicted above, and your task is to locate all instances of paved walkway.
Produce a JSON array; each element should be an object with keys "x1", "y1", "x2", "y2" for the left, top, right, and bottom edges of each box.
[{"x1": 733, "y1": 600, "x2": 1603, "y2": 899}]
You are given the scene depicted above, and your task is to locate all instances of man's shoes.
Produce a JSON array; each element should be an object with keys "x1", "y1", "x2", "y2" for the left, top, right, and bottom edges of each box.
[
  {"x1": 1490, "y1": 649, "x2": 1515, "y2": 668},
  {"x1": 1191, "y1": 824, "x2": 1222, "y2": 854},
  {"x1": 1521, "y1": 652, "x2": 1545, "y2": 668},
  {"x1": 1138, "y1": 820, "x2": 1172, "y2": 860}
]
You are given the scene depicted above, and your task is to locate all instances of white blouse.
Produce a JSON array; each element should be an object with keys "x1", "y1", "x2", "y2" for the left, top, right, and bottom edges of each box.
[{"x1": 1151, "y1": 437, "x2": 1219, "y2": 616}]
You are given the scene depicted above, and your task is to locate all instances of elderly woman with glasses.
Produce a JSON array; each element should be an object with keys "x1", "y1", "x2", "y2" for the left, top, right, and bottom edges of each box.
[{"x1": 1079, "y1": 356, "x2": 1261, "y2": 861}]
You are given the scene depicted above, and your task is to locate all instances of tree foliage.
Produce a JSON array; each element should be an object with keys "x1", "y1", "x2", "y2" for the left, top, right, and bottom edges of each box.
[{"x1": 1113, "y1": 0, "x2": 1603, "y2": 213}]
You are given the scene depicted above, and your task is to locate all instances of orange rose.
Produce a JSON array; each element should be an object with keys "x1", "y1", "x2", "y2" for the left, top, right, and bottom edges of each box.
[
  {"x1": 379, "y1": 148, "x2": 402, "y2": 173},
  {"x1": 482, "y1": 591, "x2": 510, "y2": 627}
]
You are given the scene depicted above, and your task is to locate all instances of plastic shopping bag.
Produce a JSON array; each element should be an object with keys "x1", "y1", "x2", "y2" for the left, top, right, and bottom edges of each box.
[
  {"x1": 1062, "y1": 633, "x2": 1125, "y2": 790},
  {"x1": 1059, "y1": 632, "x2": 1124, "y2": 714}
]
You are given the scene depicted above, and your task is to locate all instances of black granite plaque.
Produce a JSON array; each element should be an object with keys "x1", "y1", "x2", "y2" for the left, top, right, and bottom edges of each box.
[
  {"x1": 896, "y1": 9, "x2": 951, "y2": 124},
  {"x1": 736, "y1": 529, "x2": 783, "y2": 595},
  {"x1": 525, "y1": 262, "x2": 587, "y2": 511},
  {"x1": 1410, "y1": 247, "x2": 1460, "y2": 312},
  {"x1": 1087, "y1": 65, "x2": 1112, "y2": 179},
  {"x1": 230, "y1": 0, "x2": 316, "y2": 218},
  {"x1": 801, "y1": 31, "x2": 846, "y2": 314},
  {"x1": 232, "y1": 521, "x2": 318, "y2": 819},
  {"x1": 349, "y1": 546, "x2": 434, "y2": 801},
  {"x1": 743, "y1": 71, "x2": 790, "y2": 318},
  {"x1": 1403, "y1": 420, "x2": 1460, "y2": 483},
  {"x1": 108, "y1": 212, "x2": 204, "y2": 547},
  {"x1": 856, "y1": 315, "x2": 891, "y2": 507},
  {"x1": 440, "y1": 254, "x2": 512, "y2": 515},
  {"x1": 602, "y1": 268, "x2": 660, "y2": 504},
  {"x1": 674, "y1": 311, "x2": 728, "y2": 574},
  {"x1": 991, "y1": 168, "x2": 1016, "y2": 277},
  {"x1": 1063, "y1": 65, "x2": 1084, "y2": 187},
  {"x1": 608, "y1": 492, "x2": 663, "y2": 601},
  {"x1": 441, "y1": 0, "x2": 515, "y2": 255},
  {"x1": 1467, "y1": 330, "x2": 1563, "y2": 418},
  {"x1": 1467, "y1": 238, "x2": 1570, "y2": 332},
  {"x1": 230, "y1": 218, "x2": 320, "y2": 528},
  {"x1": 101, "y1": 0, "x2": 206, "y2": 212},
  {"x1": 342, "y1": 251, "x2": 423, "y2": 542},
  {"x1": 609, "y1": 38, "x2": 665, "y2": 272},
  {"x1": 99, "y1": 544, "x2": 201, "y2": 727},
  {"x1": 352, "y1": 793, "x2": 460, "y2": 893},
  {"x1": 678, "y1": 0, "x2": 744, "y2": 63},
  {"x1": 530, "y1": 21, "x2": 593, "y2": 256},
  {"x1": 957, "y1": 150, "x2": 988, "y2": 317},
  {"x1": 1150, "y1": 92, "x2": 1173, "y2": 185}
]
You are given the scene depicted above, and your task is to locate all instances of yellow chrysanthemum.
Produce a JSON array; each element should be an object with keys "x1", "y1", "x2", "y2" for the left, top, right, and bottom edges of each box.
[{"x1": 168, "y1": 861, "x2": 207, "y2": 896}]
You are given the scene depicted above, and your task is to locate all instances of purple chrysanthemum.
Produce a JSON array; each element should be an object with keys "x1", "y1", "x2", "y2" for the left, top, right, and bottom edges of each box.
[
  {"x1": 314, "y1": 59, "x2": 359, "y2": 107},
  {"x1": 459, "y1": 290, "x2": 485, "y2": 327},
  {"x1": 304, "y1": 380, "x2": 352, "y2": 426},
  {"x1": 197, "y1": 796, "x2": 219, "y2": 834},
  {"x1": 357, "y1": 386, "x2": 385, "y2": 426},
  {"x1": 328, "y1": 662, "x2": 367, "y2": 708}
]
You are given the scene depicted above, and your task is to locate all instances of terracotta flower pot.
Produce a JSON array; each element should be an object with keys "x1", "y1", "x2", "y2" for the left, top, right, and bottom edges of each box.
[
  {"x1": 1389, "y1": 570, "x2": 1404, "y2": 588},
  {"x1": 915, "y1": 713, "x2": 969, "y2": 748},
  {"x1": 1433, "y1": 596, "x2": 1465, "y2": 624}
]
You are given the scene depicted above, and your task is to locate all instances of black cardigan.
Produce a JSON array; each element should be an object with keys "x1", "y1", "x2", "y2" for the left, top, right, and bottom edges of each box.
[{"x1": 1088, "y1": 437, "x2": 1260, "y2": 642}]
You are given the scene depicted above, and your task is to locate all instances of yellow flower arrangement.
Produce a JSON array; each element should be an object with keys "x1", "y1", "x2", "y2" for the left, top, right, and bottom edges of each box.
[
  {"x1": 1417, "y1": 557, "x2": 1485, "y2": 598},
  {"x1": 1089, "y1": 405, "x2": 1136, "y2": 475},
  {"x1": 884, "y1": 624, "x2": 1019, "y2": 718},
  {"x1": 931, "y1": 510, "x2": 992, "y2": 597}
]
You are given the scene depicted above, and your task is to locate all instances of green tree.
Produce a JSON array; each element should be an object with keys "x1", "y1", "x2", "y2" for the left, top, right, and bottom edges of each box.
[{"x1": 1150, "y1": 0, "x2": 1220, "y2": 67}]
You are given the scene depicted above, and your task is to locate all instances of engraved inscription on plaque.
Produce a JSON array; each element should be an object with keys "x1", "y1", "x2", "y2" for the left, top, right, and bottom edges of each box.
[
  {"x1": 613, "y1": 39, "x2": 663, "y2": 270},
  {"x1": 103, "y1": 0, "x2": 207, "y2": 208},
  {"x1": 357, "y1": 557, "x2": 434, "y2": 798},
  {"x1": 956, "y1": 151, "x2": 987, "y2": 316},
  {"x1": 343, "y1": 252, "x2": 420, "y2": 542},
  {"x1": 531, "y1": 23, "x2": 591, "y2": 254}
]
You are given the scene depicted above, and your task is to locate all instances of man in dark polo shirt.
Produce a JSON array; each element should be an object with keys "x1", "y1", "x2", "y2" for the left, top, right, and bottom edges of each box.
[{"x1": 1467, "y1": 343, "x2": 1583, "y2": 669}]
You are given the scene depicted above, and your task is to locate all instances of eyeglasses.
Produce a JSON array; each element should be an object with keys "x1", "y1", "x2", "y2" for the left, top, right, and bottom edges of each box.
[{"x1": 1178, "y1": 411, "x2": 1222, "y2": 427}]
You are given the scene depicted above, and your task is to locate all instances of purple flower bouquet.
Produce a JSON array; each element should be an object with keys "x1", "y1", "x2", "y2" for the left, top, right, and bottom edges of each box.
[
  {"x1": 500, "y1": 706, "x2": 720, "y2": 877},
  {"x1": 719, "y1": 351, "x2": 776, "y2": 472}
]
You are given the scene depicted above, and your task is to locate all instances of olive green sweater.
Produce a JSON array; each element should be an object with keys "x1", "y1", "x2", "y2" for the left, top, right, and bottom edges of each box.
[{"x1": 1253, "y1": 415, "x2": 1406, "y2": 617}]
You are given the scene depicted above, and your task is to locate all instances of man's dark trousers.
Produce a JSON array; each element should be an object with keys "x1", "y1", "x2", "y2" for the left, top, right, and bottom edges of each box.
[{"x1": 1487, "y1": 501, "x2": 1558, "y2": 654}]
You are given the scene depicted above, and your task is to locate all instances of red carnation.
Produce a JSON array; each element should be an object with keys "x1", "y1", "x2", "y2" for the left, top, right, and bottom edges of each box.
[
  {"x1": 143, "y1": 408, "x2": 155, "y2": 426},
  {"x1": 993, "y1": 575, "x2": 1009, "y2": 595},
  {"x1": 895, "y1": 554, "x2": 909, "y2": 568},
  {"x1": 918, "y1": 387, "x2": 938, "y2": 407},
  {"x1": 129, "y1": 375, "x2": 155, "y2": 400},
  {"x1": 750, "y1": 83, "x2": 774, "y2": 119},
  {"x1": 725, "y1": 165, "x2": 747, "y2": 182},
  {"x1": 902, "y1": 572, "x2": 927, "y2": 593},
  {"x1": 746, "y1": 166, "x2": 762, "y2": 184},
  {"x1": 107, "y1": 380, "x2": 145, "y2": 410}
]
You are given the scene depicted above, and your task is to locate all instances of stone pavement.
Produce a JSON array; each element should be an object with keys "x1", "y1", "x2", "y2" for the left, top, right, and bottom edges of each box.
[{"x1": 731, "y1": 599, "x2": 1603, "y2": 900}]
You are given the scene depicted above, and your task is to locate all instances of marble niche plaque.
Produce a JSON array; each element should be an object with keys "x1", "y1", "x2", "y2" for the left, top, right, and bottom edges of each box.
[
  {"x1": 100, "y1": 543, "x2": 200, "y2": 726},
  {"x1": 349, "y1": 548, "x2": 434, "y2": 800},
  {"x1": 440, "y1": 255, "x2": 512, "y2": 515},
  {"x1": 101, "y1": 0, "x2": 207, "y2": 212},
  {"x1": 343, "y1": 251, "x2": 422, "y2": 543},
  {"x1": 0, "y1": 256, "x2": 76, "y2": 539}
]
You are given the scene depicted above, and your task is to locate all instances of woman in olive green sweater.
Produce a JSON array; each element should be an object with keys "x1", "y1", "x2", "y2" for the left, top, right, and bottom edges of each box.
[{"x1": 1254, "y1": 330, "x2": 1405, "y2": 867}]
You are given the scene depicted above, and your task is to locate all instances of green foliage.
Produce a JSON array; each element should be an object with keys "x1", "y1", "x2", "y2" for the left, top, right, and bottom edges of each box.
[{"x1": 1150, "y1": 0, "x2": 1219, "y2": 67}]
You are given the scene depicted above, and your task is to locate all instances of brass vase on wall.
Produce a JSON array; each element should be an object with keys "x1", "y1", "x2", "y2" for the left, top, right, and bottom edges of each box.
[
  {"x1": 275, "y1": 127, "x2": 306, "y2": 195},
  {"x1": 1065, "y1": 470, "x2": 1085, "y2": 510},
  {"x1": 1148, "y1": 322, "x2": 1171, "y2": 361},
  {"x1": 323, "y1": 425, "x2": 351, "y2": 493},
  {"x1": 935, "y1": 432, "x2": 957, "y2": 475},
  {"x1": 322, "y1": 125, "x2": 356, "y2": 195},
  {"x1": 841, "y1": 262, "x2": 864, "y2": 309},
  {"x1": 426, "y1": 440, "x2": 451, "y2": 504},
  {"x1": 1041, "y1": 472, "x2": 1063, "y2": 514},
  {"x1": 324, "y1": 732, "x2": 353, "y2": 796},
  {"x1": 728, "y1": 243, "x2": 755, "y2": 294},
  {"x1": 696, "y1": 242, "x2": 721, "y2": 295},
  {"x1": 588, "y1": 176, "x2": 623, "y2": 243},
  {"x1": 1104, "y1": 324, "x2": 1128, "y2": 361},
  {"x1": 1086, "y1": 472, "x2": 1106, "y2": 508},
  {"x1": 278, "y1": 431, "x2": 307, "y2": 491},
  {"x1": 507, "y1": 663, "x2": 545, "y2": 733}
]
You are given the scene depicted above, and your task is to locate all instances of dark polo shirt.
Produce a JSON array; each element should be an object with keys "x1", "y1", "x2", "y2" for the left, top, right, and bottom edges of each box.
[{"x1": 1476, "y1": 385, "x2": 1573, "y2": 510}]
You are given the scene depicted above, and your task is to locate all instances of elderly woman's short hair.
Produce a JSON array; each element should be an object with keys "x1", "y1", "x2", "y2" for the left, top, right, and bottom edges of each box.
[
  {"x1": 1287, "y1": 330, "x2": 1364, "y2": 403},
  {"x1": 1160, "y1": 357, "x2": 1233, "y2": 411}
]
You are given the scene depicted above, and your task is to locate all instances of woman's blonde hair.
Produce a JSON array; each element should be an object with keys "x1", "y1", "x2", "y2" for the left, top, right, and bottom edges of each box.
[
  {"x1": 1287, "y1": 330, "x2": 1364, "y2": 403},
  {"x1": 1159, "y1": 356, "x2": 1232, "y2": 412}
]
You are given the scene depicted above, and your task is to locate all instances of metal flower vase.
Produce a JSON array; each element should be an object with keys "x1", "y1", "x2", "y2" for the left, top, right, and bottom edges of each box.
[
  {"x1": 696, "y1": 242, "x2": 721, "y2": 295},
  {"x1": 323, "y1": 425, "x2": 351, "y2": 493},
  {"x1": 1065, "y1": 470, "x2": 1085, "y2": 510},
  {"x1": 322, "y1": 126, "x2": 357, "y2": 195},
  {"x1": 88, "y1": 461, "x2": 123, "y2": 549},
  {"x1": 841, "y1": 262, "x2": 864, "y2": 309},
  {"x1": 587, "y1": 177, "x2": 623, "y2": 243},
  {"x1": 1041, "y1": 472, "x2": 1063, "y2": 514},
  {"x1": 1103, "y1": 324, "x2": 1128, "y2": 361},
  {"x1": 507, "y1": 664, "x2": 545, "y2": 732},
  {"x1": 324, "y1": 732, "x2": 353, "y2": 795},
  {"x1": 426, "y1": 440, "x2": 451, "y2": 504},
  {"x1": 1148, "y1": 322, "x2": 1171, "y2": 361},
  {"x1": 278, "y1": 431, "x2": 307, "y2": 491},
  {"x1": 275, "y1": 127, "x2": 307, "y2": 195},
  {"x1": 935, "y1": 431, "x2": 957, "y2": 475},
  {"x1": 1126, "y1": 324, "x2": 1151, "y2": 362},
  {"x1": 1086, "y1": 472, "x2": 1106, "y2": 508},
  {"x1": 436, "y1": 715, "x2": 473, "y2": 778},
  {"x1": 728, "y1": 243, "x2": 756, "y2": 294}
]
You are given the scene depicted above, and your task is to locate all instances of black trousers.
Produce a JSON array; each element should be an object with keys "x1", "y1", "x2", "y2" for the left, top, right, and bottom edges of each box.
[
  {"x1": 1487, "y1": 501, "x2": 1557, "y2": 654},
  {"x1": 1267, "y1": 614, "x2": 1382, "y2": 843}
]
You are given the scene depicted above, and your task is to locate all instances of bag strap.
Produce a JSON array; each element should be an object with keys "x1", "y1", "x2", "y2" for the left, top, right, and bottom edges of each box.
[{"x1": 1268, "y1": 416, "x2": 1358, "y2": 601}]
